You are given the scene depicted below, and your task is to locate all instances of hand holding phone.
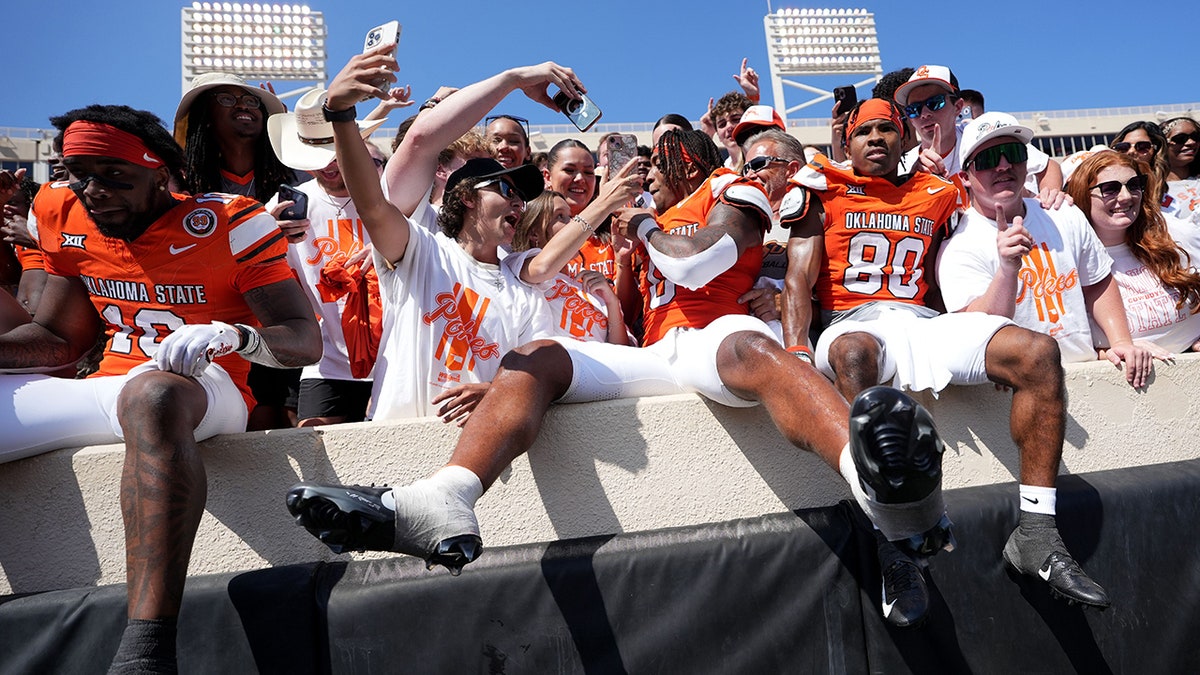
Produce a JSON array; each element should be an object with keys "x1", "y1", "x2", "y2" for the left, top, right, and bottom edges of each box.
[
  {"x1": 277, "y1": 184, "x2": 308, "y2": 221},
  {"x1": 833, "y1": 85, "x2": 858, "y2": 116},
  {"x1": 606, "y1": 134, "x2": 638, "y2": 176},
  {"x1": 362, "y1": 21, "x2": 401, "y2": 96},
  {"x1": 553, "y1": 89, "x2": 603, "y2": 132}
]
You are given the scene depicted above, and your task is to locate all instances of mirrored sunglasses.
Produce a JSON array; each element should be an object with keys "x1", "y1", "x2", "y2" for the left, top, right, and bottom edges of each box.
[
  {"x1": 903, "y1": 93, "x2": 951, "y2": 119},
  {"x1": 477, "y1": 178, "x2": 525, "y2": 204},
  {"x1": 967, "y1": 142, "x2": 1028, "y2": 171},
  {"x1": 741, "y1": 155, "x2": 788, "y2": 175}
]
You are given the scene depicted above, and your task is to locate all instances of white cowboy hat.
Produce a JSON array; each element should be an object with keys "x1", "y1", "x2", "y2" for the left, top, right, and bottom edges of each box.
[
  {"x1": 173, "y1": 72, "x2": 286, "y2": 145},
  {"x1": 267, "y1": 88, "x2": 386, "y2": 171}
]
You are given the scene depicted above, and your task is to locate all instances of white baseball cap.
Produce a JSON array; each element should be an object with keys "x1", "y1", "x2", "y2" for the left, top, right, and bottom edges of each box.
[
  {"x1": 893, "y1": 65, "x2": 958, "y2": 106},
  {"x1": 959, "y1": 112, "x2": 1035, "y2": 166}
]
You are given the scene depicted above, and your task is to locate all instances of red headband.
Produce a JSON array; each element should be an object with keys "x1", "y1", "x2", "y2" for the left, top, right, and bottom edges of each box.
[
  {"x1": 846, "y1": 98, "x2": 905, "y2": 140},
  {"x1": 62, "y1": 121, "x2": 164, "y2": 169}
]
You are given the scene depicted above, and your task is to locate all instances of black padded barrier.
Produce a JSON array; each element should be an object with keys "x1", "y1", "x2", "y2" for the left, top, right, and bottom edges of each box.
[{"x1": 1, "y1": 459, "x2": 1197, "y2": 674}]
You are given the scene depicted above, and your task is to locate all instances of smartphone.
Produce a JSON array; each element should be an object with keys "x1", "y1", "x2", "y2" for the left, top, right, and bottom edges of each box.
[
  {"x1": 833, "y1": 85, "x2": 858, "y2": 115},
  {"x1": 277, "y1": 184, "x2": 308, "y2": 221},
  {"x1": 607, "y1": 133, "x2": 638, "y2": 174},
  {"x1": 553, "y1": 89, "x2": 603, "y2": 132},
  {"x1": 363, "y1": 20, "x2": 401, "y2": 55},
  {"x1": 362, "y1": 21, "x2": 401, "y2": 95}
]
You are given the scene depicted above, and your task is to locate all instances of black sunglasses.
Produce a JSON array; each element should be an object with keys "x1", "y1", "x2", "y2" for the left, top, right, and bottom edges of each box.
[
  {"x1": 742, "y1": 155, "x2": 788, "y2": 175},
  {"x1": 212, "y1": 92, "x2": 262, "y2": 109},
  {"x1": 1090, "y1": 174, "x2": 1148, "y2": 199},
  {"x1": 903, "y1": 93, "x2": 953, "y2": 119},
  {"x1": 477, "y1": 178, "x2": 525, "y2": 204},
  {"x1": 1168, "y1": 131, "x2": 1200, "y2": 146},
  {"x1": 1112, "y1": 141, "x2": 1154, "y2": 154},
  {"x1": 68, "y1": 173, "x2": 136, "y2": 193},
  {"x1": 967, "y1": 142, "x2": 1028, "y2": 171},
  {"x1": 485, "y1": 115, "x2": 531, "y2": 140}
]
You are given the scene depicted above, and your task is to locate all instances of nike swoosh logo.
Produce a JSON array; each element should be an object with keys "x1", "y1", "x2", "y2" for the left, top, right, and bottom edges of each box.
[
  {"x1": 169, "y1": 243, "x2": 198, "y2": 255},
  {"x1": 927, "y1": 186, "x2": 946, "y2": 194},
  {"x1": 1022, "y1": 496, "x2": 1039, "y2": 504},
  {"x1": 142, "y1": 152, "x2": 160, "y2": 165},
  {"x1": 882, "y1": 598, "x2": 896, "y2": 615},
  {"x1": 1038, "y1": 563, "x2": 1052, "y2": 581}
]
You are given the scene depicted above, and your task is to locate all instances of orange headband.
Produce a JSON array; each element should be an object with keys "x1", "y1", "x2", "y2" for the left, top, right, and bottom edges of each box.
[
  {"x1": 846, "y1": 98, "x2": 905, "y2": 140},
  {"x1": 63, "y1": 121, "x2": 164, "y2": 169}
]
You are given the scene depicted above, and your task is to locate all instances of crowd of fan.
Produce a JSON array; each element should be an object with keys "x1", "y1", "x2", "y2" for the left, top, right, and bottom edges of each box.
[{"x1": 2, "y1": 45, "x2": 1199, "y2": 671}]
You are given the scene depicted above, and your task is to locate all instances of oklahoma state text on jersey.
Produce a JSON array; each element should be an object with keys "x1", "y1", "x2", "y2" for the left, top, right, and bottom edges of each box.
[
  {"x1": 639, "y1": 168, "x2": 772, "y2": 345},
  {"x1": 796, "y1": 155, "x2": 965, "y2": 311},
  {"x1": 33, "y1": 183, "x2": 293, "y2": 406}
]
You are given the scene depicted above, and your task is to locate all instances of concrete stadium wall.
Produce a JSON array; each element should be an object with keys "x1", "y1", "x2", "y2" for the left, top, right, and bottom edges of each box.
[{"x1": 2, "y1": 355, "x2": 1198, "y2": 596}]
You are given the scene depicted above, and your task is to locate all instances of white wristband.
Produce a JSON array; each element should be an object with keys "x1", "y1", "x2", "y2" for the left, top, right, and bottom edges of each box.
[{"x1": 634, "y1": 215, "x2": 660, "y2": 244}]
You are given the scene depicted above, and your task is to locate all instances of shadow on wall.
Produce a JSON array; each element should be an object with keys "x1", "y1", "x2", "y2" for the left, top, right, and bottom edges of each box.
[{"x1": 0, "y1": 448, "x2": 101, "y2": 593}]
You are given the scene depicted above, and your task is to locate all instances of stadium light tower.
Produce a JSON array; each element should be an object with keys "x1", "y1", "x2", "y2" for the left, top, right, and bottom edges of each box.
[
  {"x1": 763, "y1": 6, "x2": 883, "y2": 125},
  {"x1": 181, "y1": 2, "x2": 327, "y2": 100}
]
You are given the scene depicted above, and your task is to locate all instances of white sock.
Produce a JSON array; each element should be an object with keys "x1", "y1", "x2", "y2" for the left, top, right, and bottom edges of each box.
[
  {"x1": 838, "y1": 443, "x2": 944, "y2": 541},
  {"x1": 380, "y1": 465, "x2": 485, "y2": 512},
  {"x1": 1018, "y1": 484, "x2": 1056, "y2": 515}
]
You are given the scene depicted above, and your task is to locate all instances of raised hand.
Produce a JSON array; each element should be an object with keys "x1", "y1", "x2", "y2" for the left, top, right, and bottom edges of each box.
[
  {"x1": 734, "y1": 58, "x2": 760, "y2": 102},
  {"x1": 326, "y1": 44, "x2": 400, "y2": 111},
  {"x1": 916, "y1": 124, "x2": 946, "y2": 175},
  {"x1": 509, "y1": 62, "x2": 584, "y2": 111},
  {"x1": 995, "y1": 203, "x2": 1032, "y2": 270}
]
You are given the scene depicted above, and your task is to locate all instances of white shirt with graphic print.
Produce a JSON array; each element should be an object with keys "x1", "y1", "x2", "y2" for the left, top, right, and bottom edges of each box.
[
  {"x1": 1090, "y1": 216, "x2": 1200, "y2": 352},
  {"x1": 268, "y1": 180, "x2": 371, "y2": 383},
  {"x1": 371, "y1": 220, "x2": 554, "y2": 421},
  {"x1": 937, "y1": 199, "x2": 1113, "y2": 362},
  {"x1": 503, "y1": 249, "x2": 617, "y2": 343}
]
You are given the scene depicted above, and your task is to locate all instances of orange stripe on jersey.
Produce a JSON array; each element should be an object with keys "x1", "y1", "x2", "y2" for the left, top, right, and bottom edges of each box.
[
  {"x1": 639, "y1": 168, "x2": 770, "y2": 345},
  {"x1": 798, "y1": 154, "x2": 964, "y2": 312}
]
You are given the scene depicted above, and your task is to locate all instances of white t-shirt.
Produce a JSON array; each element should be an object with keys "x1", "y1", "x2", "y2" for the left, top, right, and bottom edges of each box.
[
  {"x1": 268, "y1": 181, "x2": 371, "y2": 383},
  {"x1": 900, "y1": 120, "x2": 1048, "y2": 195},
  {"x1": 1092, "y1": 216, "x2": 1200, "y2": 352},
  {"x1": 370, "y1": 221, "x2": 554, "y2": 421},
  {"x1": 504, "y1": 249, "x2": 616, "y2": 343},
  {"x1": 938, "y1": 199, "x2": 1113, "y2": 362},
  {"x1": 1164, "y1": 178, "x2": 1200, "y2": 226}
]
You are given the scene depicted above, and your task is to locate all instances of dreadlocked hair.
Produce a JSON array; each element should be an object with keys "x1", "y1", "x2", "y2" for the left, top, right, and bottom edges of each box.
[
  {"x1": 654, "y1": 129, "x2": 722, "y2": 187},
  {"x1": 49, "y1": 105, "x2": 185, "y2": 187},
  {"x1": 437, "y1": 176, "x2": 487, "y2": 240},
  {"x1": 181, "y1": 92, "x2": 294, "y2": 201}
]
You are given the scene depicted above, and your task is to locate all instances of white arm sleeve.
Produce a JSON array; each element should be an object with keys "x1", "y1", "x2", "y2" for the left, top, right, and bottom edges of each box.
[{"x1": 635, "y1": 215, "x2": 739, "y2": 291}]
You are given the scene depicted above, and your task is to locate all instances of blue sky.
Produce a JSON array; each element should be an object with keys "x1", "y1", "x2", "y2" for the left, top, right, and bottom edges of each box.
[{"x1": 3, "y1": 0, "x2": 1194, "y2": 131}]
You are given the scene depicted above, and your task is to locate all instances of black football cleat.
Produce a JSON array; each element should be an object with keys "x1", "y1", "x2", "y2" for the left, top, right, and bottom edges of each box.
[
  {"x1": 876, "y1": 530, "x2": 930, "y2": 628},
  {"x1": 287, "y1": 483, "x2": 396, "y2": 554},
  {"x1": 287, "y1": 480, "x2": 483, "y2": 575},
  {"x1": 1003, "y1": 514, "x2": 1110, "y2": 610},
  {"x1": 849, "y1": 386, "x2": 945, "y2": 505}
]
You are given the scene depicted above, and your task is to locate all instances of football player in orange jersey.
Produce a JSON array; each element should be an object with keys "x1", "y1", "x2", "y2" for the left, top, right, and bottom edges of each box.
[
  {"x1": 287, "y1": 121, "x2": 954, "y2": 608},
  {"x1": 0, "y1": 104, "x2": 320, "y2": 673},
  {"x1": 785, "y1": 99, "x2": 1111, "y2": 626}
]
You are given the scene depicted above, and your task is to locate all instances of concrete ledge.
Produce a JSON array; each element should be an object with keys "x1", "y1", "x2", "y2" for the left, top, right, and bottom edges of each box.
[{"x1": 3, "y1": 355, "x2": 1198, "y2": 595}]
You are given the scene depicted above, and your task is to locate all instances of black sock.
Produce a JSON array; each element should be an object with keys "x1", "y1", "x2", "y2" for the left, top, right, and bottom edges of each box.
[{"x1": 108, "y1": 618, "x2": 178, "y2": 675}]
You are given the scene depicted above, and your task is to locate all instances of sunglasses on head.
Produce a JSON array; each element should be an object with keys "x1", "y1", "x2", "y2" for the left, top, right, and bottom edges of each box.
[
  {"x1": 1168, "y1": 131, "x2": 1200, "y2": 146},
  {"x1": 485, "y1": 115, "x2": 531, "y2": 140},
  {"x1": 212, "y1": 92, "x2": 262, "y2": 109},
  {"x1": 903, "y1": 93, "x2": 953, "y2": 119},
  {"x1": 967, "y1": 142, "x2": 1028, "y2": 171},
  {"x1": 741, "y1": 155, "x2": 788, "y2": 175},
  {"x1": 1112, "y1": 141, "x2": 1154, "y2": 154},
  {"x1": 477, "y1": 178, "x2": 525, "y2": 203},
  {"x1": 1090, "y1": 174, "x2": 1148, "y2": 199}
]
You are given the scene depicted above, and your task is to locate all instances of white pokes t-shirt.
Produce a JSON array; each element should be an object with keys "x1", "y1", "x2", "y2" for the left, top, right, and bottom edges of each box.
[
  {"x1": 938, "y1": 199, "x2": 1113, "y2": 362},
  {"x1": 1093, "y1": 216, "x2": 1200, "y2": 352},
  {"x1": 900, "y1": 120, "x2": 1048, "y2": 195},
  {"x1": 269, "y1": 181, "x2": 371, "y2": 383},
  {"x1": 370, "y1": 220, "x2": 554, "y2": 421},
  {"x1": 504, "y1": 249, "x2": 615, "y2": 343}
]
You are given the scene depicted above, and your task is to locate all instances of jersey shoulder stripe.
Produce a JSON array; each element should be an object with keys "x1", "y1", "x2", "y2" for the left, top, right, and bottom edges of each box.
[{"x1": 230, "y1": 212, "x2": 284, "y2": 261}]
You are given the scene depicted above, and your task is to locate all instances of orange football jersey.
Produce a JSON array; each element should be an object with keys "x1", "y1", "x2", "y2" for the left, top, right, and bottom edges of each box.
[
  {"x1": 796, "y1": 155, "x2": 965, "y2": 312},
  {"x1": 639, "y1": 169, "x2": 771, "y2": 345},
  {"x1": 566, "y1": 235, "x2": 617, "y2": 280},
  {"x1": 34, "y1": 183, "x2": 292, "y2": 407}
]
